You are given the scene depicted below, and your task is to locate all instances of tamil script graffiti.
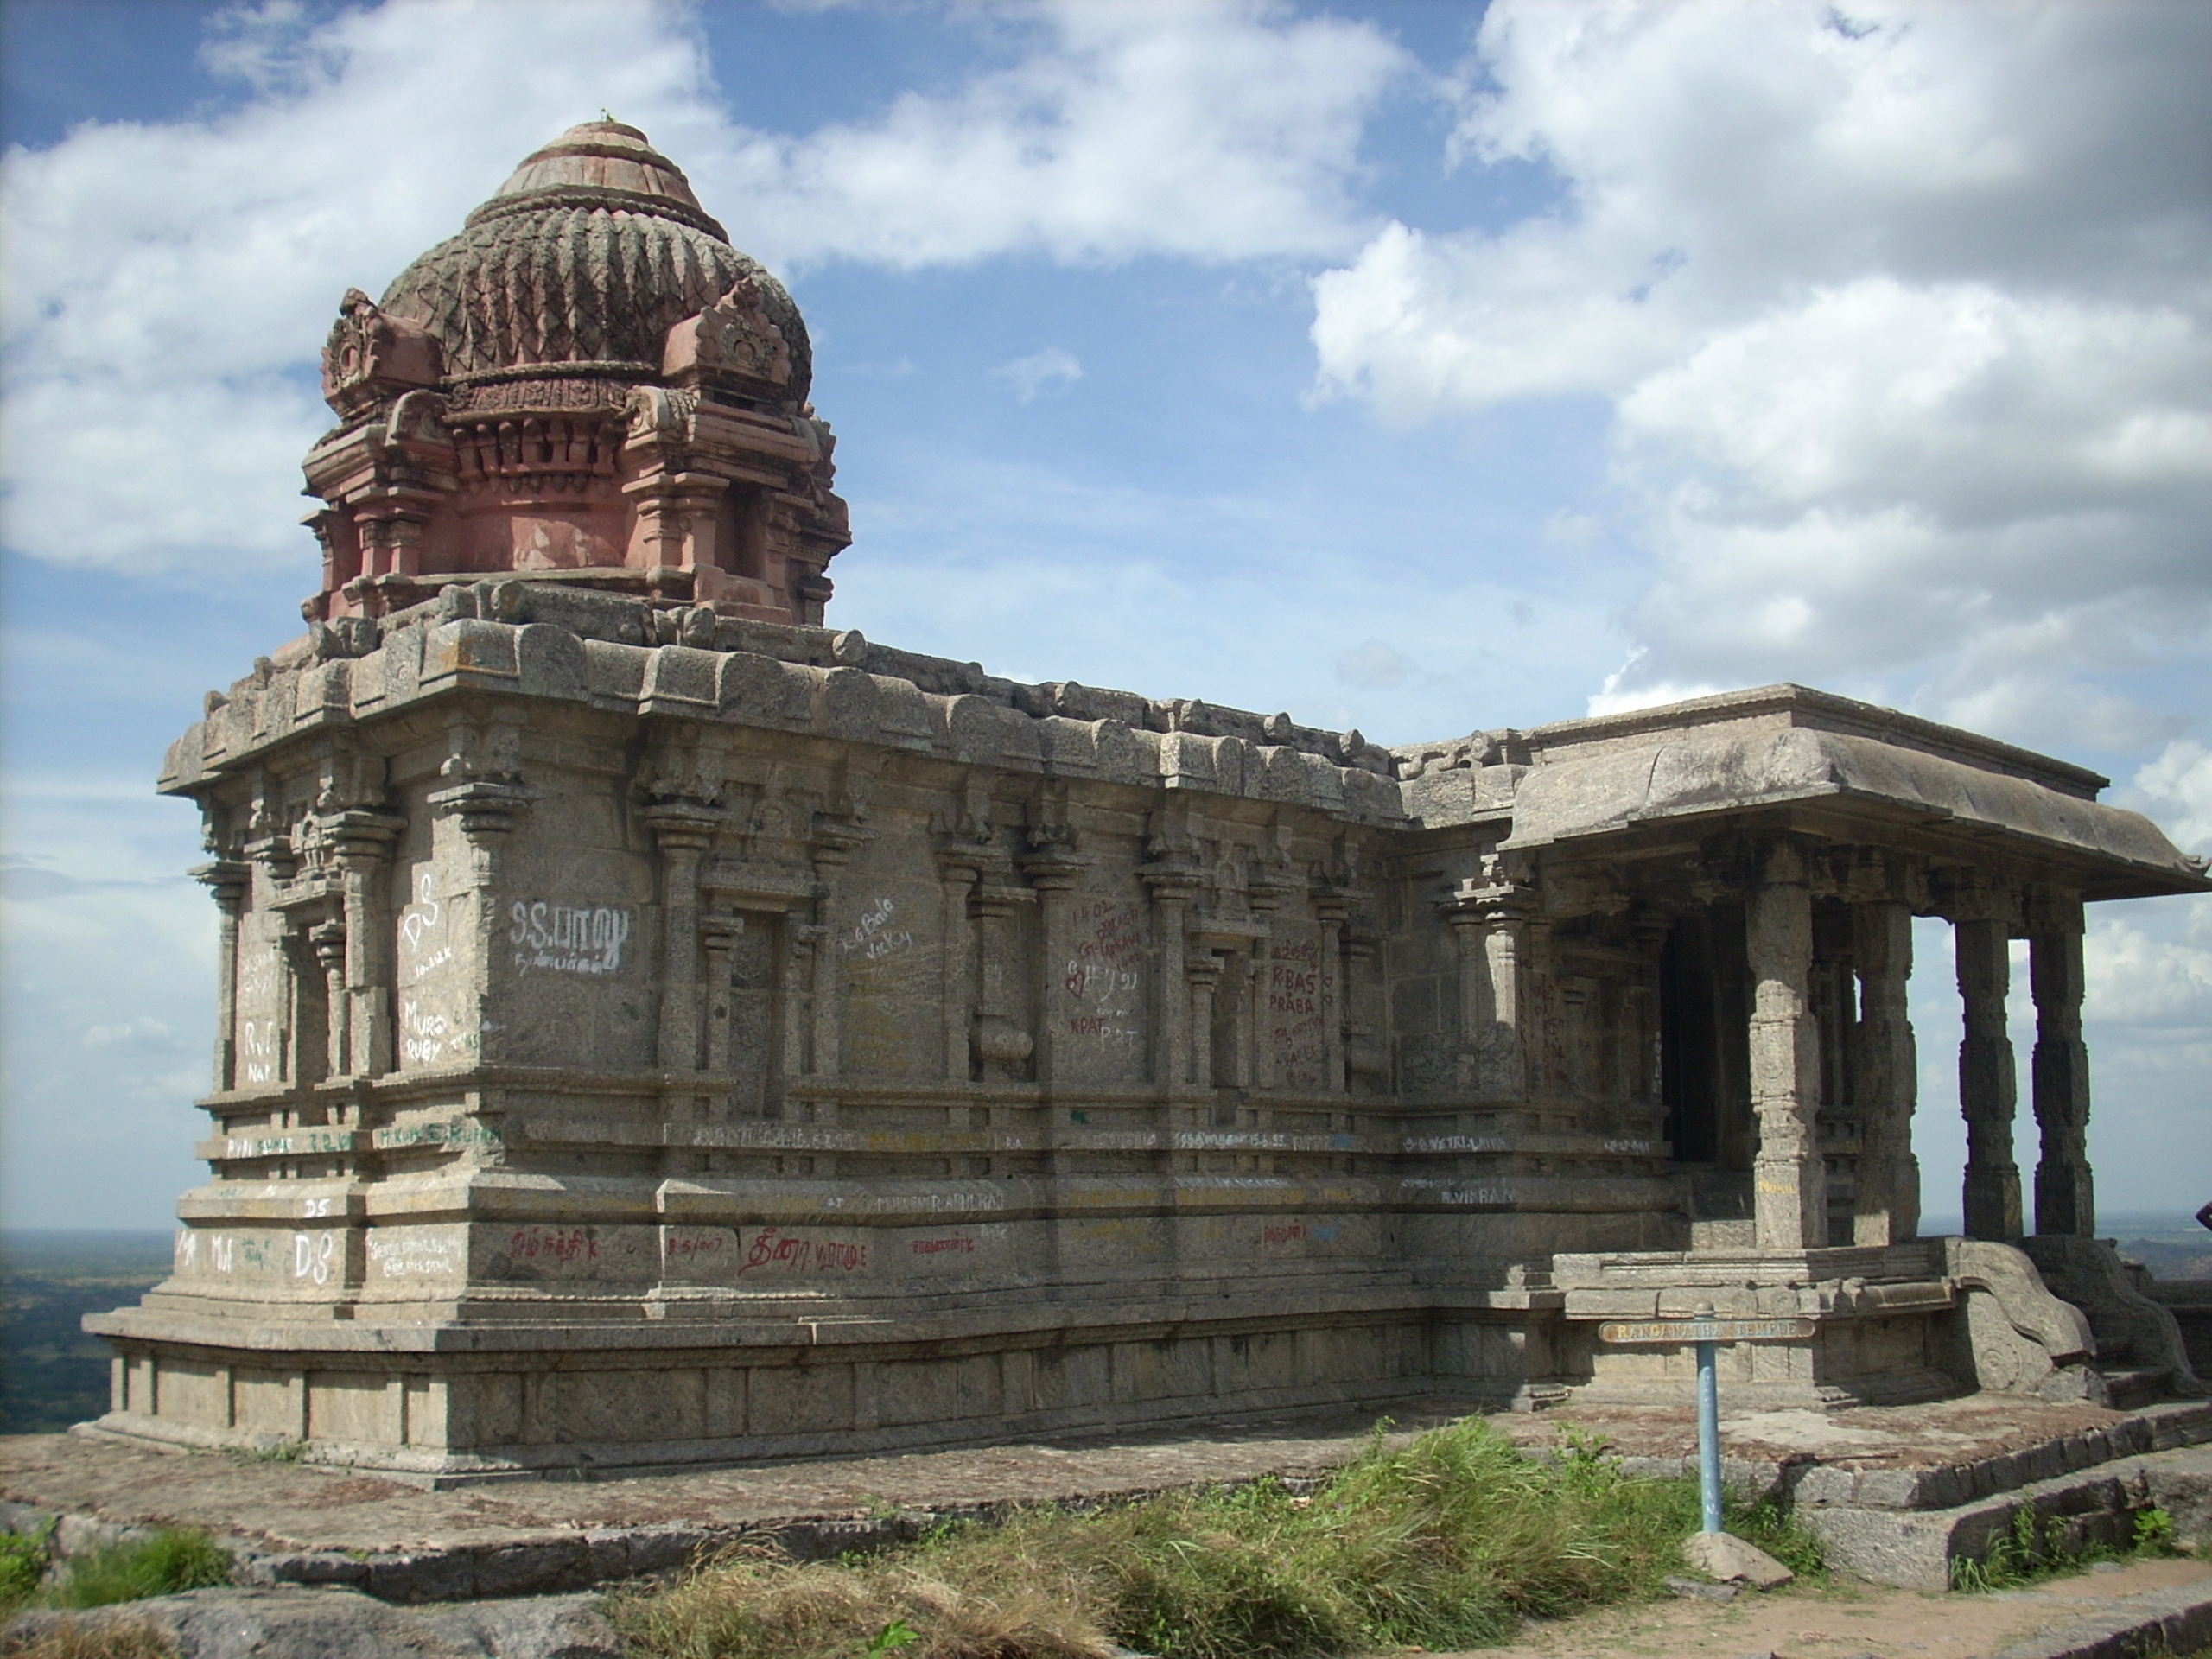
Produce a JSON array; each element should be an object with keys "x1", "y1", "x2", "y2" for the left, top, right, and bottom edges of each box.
[
  {"x1": 510, "y1": 899, "x2": 632, "y2": 976},
  {"x1": 734, "y1": 1225, "x2": 869, "y2": 1276}
]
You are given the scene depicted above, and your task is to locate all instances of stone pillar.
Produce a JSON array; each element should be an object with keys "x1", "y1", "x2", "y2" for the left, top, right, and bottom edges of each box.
[
  {"x1": 936, "y1": 854, "x2": 982, "y2": 1083},
  {"x1": 194, "y1": 859, "x2": 251, "y2": 1092},
  {"x1": 1747, "y1": 842, "x2": 1826, "y2": 1250},
  {"x1": 1187, "y1": 954, "x2": 1224, "y2": 1089},
  {"x1": 784, "y1": 922, "x2": 823, "y2": 1082},
  {"x1": 326, "y1": 810, "x2": 404, "y2": 1077},
  {"x1": 1021, "y1": 840, "x2": 1085, "y2": 1089},
  {"x1": 804, "y1": 825, "x2": 868, "y2": 1083},
  {"x1": 1955, "y1": 913, "x2": 2023, "y2": 1242},
  {"x1": 969, "y1": 886, "x2": 1033, "y2": 1079},
  {"x1": 701, "y1": 912, "x2": 742, "y2": 1079},
  {"x1": 1314, "y1": 896, "x2": 1349, "y2": 1096},
  {"x1": 1141, "y1": 868, "x2": 1199, "y2": 1091},
  {"x1": 277, "y1": 919, "x2": 317, "y2": 1091},
  {"x1": 1443, "y1": 876, "x2": 1530, "y2": 1098},
  {"x1": 648, "y1": 806, "x2": 721, "y2": 1071},
  {"x1": 310, "y1": 919, "x2": 348, "y2": 1085},
  {"x1": 2030, "y1": 894, "x2": 2094, "y2": 1238},
  {"x1": 1523, "y1": 917, "x2": 1561, "y2": 1103},
  {"x1": 1851, "y1": 899, "x2": 1920, "y2": 1244}
]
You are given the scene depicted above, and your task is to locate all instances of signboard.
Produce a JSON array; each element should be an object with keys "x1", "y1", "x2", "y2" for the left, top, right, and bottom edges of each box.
[{"x1": 1598, "y1": 1317, "x2": 1815, "y2": 1345}]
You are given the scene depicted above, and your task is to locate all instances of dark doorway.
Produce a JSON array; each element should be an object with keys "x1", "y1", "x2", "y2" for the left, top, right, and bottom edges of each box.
[{"x1": 1658, "y1": 906, "x2": 1751, "y2": 1168}]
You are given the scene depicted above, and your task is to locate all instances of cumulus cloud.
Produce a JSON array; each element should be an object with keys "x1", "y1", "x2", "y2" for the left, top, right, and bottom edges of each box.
[
  {"x1": 0, "y1": 0, "x2": 1407, "y2": 579},
  {"x1": 706, "y1": 0, "x2": 1408, "y2": 269},
  {"x1": 1310, "y1": 0, "x2": 2212, "y2": 742}
]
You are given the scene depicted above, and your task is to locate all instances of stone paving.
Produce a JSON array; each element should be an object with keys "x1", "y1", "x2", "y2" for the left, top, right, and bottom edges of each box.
[{"x1": 0, "y1": 1395, "x2": 2167, "y2": 1558}]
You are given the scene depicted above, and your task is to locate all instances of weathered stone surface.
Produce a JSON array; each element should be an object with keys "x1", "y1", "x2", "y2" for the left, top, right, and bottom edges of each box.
[
  {"x1": 79, "y1": 118, "x2": 2212, "y2": 1487},
  {"x1": 1681, "y1": 1530, "x2": 1794, "y2": 1587},
  {"x1": 0, "y1": 1586, "x2": 620, "y2": 1659},
  {"x1": 1992, "y1": 1580, "x2": 2212, "y2": 1659}
]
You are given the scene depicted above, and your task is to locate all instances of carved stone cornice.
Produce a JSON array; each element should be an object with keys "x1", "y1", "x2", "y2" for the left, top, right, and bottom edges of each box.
[
  {"x1": 192, "y1": 859, "x2": 252, "y2": 912},
  {"x1": 428, "y1": 779, "x2": 534, "y2": 839}
]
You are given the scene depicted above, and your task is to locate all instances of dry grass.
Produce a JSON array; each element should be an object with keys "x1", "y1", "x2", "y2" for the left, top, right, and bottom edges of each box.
[
  {"x1": 0, "y1": 1618, "x2": 177, "y2": 1659},
  {"x1": 611, "y1": 1415, "x2": 1760, "y2": 1659}
]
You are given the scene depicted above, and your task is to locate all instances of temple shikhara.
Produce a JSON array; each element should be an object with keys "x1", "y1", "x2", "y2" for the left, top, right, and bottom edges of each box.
[{"x1": 90, "y1": 124, "x2": 2209, "y2": 1482}]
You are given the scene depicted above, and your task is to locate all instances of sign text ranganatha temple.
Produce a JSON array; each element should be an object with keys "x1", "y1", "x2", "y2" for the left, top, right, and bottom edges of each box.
[{"x1": 92, "y1": 124, "x2": 2209, "y2": 1480}]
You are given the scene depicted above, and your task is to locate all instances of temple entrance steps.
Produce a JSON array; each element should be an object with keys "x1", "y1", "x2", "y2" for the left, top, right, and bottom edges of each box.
[
  {"x1": 1790, "y1": 1411, "x2": 2212, "y2": 1588},
  {"x1": 2020, "y1": 1236, "x2": 2209, "y2": 1407},
  {"x1": 1482, "y1": 1395, "x2": 2212, "y2": 1589}
]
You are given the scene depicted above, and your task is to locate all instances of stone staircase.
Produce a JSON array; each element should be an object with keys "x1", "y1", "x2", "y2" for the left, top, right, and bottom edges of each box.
[
  {"x1": 1784, "y1": 1401, "x2": 2212, "y2": 1588},
  {"x1": 2022, "y1": 1236, "x2": 2210, "y2": 1408}
]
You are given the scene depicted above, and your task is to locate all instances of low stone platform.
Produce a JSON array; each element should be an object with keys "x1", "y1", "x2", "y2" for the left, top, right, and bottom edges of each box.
[{"x1": 4, "y1": 1395, "x2": 2209, "y2": 1601}]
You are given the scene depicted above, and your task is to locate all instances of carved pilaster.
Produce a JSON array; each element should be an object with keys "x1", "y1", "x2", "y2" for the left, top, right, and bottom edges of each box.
[
  {"x1": 1021, "y1": 821, "x2": 1087, "y2": 1090},
  {"x1": 309, "y1": 918, "x2": 348, "y2": 1087},
  {"x1": 194, "y1": 857, "x2": 251, "y2": 1092},
  {"x1": 323, "y1": 810, "x2": 405, "y2": 1077},
  {"x1": 804, "y1": 803, "x2": 870, "y2": 1084},
  {"x1": 1441, "y1": 865, "x2": 1534, "y2": 1100},
  {"x1": 701, "y1": 911, "x2": 743, "y2": 1082},
  {"x1": 1747, "y1": 839, "x2": 1826, "y2": 1250},
  {"x1": 648, "y1": 804, "x2": 723, "y2": 1071},
  {"x1": 1186, "y1": 952, "x2": 1224, "y2": 1090},
  {"x1": 936, "y1": 836, "x2": 990, "y2": 1084},
  {"x1": 970, "y1": 884, "x2": 1035, "y2": 1079}
]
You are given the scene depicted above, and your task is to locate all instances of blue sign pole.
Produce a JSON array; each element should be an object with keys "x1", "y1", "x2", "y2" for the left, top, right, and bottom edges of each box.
[{"x1": 1694, "y1": 1301, "x2": 1723, "y2": 1534}]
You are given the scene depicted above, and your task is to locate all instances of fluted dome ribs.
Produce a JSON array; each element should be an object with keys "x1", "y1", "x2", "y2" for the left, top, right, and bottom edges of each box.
[{"x1": 376, "y1": 122, "x2": 812, "y2": 401}]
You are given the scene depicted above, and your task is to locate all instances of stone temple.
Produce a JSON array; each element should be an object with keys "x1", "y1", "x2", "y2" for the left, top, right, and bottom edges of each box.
[{"x1": 90, "y1": 123, "x2": 2210, "y2": 1482}]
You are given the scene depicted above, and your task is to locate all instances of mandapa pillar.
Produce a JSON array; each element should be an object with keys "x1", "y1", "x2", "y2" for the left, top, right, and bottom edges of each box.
[
  {"x1": 1747, "y1": 842, "x2": 1827, "y2": 1249},
  {"x1": 1851, "y1": 899, "x2": 1920, "y2": 1244},
  {"x1": 1955, "y1": 914, "x2": 2023, "y2": 1241},
  {"x1": 2030, "y1": 893, "x2": 2094, "y2": 1237}
]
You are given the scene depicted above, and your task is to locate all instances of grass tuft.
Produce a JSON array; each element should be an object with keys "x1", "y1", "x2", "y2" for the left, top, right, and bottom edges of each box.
[
  {"x1": 38, "y1": 1532, "x2": 231, "y2": 1611},
  {"x1": 1950, "y1": 1503, "x2": 2180, "y2": 1592},
  {"x1": 0, "y1": 1526, "x2": 54, "y2": 1615},
  {"x1": 0, "y1": 1618, "x2": 178, "y2": 1659},
  {"x1": 612, "y1": 1414, "x2": 1798, "y2": 1659}
]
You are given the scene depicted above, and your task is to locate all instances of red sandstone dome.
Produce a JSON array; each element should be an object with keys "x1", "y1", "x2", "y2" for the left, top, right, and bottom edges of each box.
[
  {"x1": 302, "y1": 122, "x2": 847, "y2": 629},
  {"x1": 376, "y1": 121, "x2": 811, "y2": 401}
]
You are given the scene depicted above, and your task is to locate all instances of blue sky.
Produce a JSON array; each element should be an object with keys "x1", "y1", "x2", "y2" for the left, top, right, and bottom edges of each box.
[{"x1": 3, "y1": 0, "x2": 2208, "y2": 1229}]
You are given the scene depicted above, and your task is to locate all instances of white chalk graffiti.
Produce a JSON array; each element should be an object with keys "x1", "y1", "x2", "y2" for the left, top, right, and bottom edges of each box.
[
  {"x1": 239, "y1": 1019, "x2": 279, "y2": 1084},
  {"x1": 400, "y1": 998, "x2": 477, "y2": 1065},
  {"x1": 292, "y1": 1230, "x2": 337, "y2": 1285},
  {"x1": 842, "y1": 896, "x2": 912, "y2": 961},
  {"x1": 398, "y1": 870, "x2": 454, "y2": 982},
  {"x1": 366, "y1": 1232, "x2": 460, "y2": 1278},
  {"x1": 510, "y1": 899, "x2": 632, "y2": 976}
]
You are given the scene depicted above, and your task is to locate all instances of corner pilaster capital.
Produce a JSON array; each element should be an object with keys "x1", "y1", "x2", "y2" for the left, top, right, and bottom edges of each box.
[
  {"x1": 427, "y1": 779, "x2": 534, "y2": 838},
  {"x1": 192, "y1": 858, "x2": 253, "y2": 911}
]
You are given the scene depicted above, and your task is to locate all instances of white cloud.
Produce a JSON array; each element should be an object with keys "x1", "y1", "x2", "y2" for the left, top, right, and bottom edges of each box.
[
  {"x1": 1311, "y1": 0, "x2": 2212, "y2": 746},
  {"x1": 993, "y1": 346, "x2": 1084, "y2": 402},
  {"x1": 707, "y1": 0, "x2": 1408, "y2": 270},
  {"x1": 2084, "y1": 915, "x2": 2212, "y2": 1028},
  {"x1": 2122, "y1": 741, "x2": 2212, "y2": 857},
  {"x1": 0, "y1": 0, "x2": 1408, "y2": 579}
]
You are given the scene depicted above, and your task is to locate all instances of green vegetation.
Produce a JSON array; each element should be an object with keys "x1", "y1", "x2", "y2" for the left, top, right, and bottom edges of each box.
[
  {"x1": 610, "y1": 1415, "x2": 1815, "y2": 1659},
  {"x1": 39, "y1": 1531, "x2": 231, "y2": 1611},
  {"x1": 1949, "y1": 1503, "x2": 2181, "y2": 1592},
  {"x1": 0, "y1": 1527, "x2": 229, "y2": 1622},
  {"x1": 0, "y1": 1523, "x2": 52, "y2": 1613},
  {"x1": 0, "y1": 1231, "x2": 170, "y2": 1434}
]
